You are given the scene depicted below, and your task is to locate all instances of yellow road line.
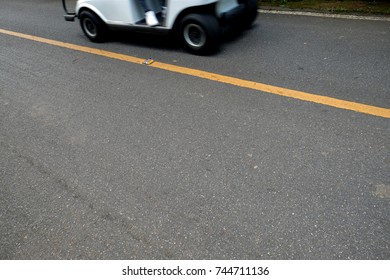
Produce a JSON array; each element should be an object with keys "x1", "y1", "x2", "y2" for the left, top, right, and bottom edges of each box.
[
  {"x1": 152, "y1": 62, "x2": 390, "y2": 118},
  {"x1": 1, "y1": 28, "x2": 389, "y2": 119},
  {"x1": 0, "y1": 28, "x2": 144, "y2": 64}
]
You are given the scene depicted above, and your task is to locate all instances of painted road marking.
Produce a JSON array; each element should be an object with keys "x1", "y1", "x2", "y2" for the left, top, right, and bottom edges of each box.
[
  {"x1": 259, "y1": 9, "x2": 390, "y2": 22},
  {"x1": 1, "y1": 28, "x2": 389, "y2": 119}
]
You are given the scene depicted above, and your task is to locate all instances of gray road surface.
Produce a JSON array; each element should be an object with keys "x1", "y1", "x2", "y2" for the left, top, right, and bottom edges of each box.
[{"x1": 0, "y1": 0, "x2": 389, "y2": 259}]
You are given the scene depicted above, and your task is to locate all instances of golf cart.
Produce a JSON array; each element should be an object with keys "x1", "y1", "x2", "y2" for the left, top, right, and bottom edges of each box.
[{"x1": 62, "y1": 0, "x2": 258, "y2": 55}]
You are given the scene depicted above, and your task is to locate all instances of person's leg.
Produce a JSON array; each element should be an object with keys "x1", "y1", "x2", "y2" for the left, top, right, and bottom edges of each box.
[
  {"x1": 138, "y1": 0, "x2": 159, "y2": 26},
  {"x1": 140, "y1": 0, "x2": 165, "y2": 12},
  {"x1": 138, "y1": 0, "x2": 149, "y2": 12}
]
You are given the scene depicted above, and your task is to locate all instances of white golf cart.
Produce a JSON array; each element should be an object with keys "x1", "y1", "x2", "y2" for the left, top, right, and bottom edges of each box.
[{"x1": 62, "y1": 0, "x2": 258, "y2": 55}]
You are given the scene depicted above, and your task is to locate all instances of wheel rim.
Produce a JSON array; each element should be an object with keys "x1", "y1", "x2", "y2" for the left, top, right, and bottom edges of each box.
[
  {"x1": 83, "y1": 17, "x2": 97, "y2": 38},
  {"x1": 183, "y1": 23, "x2": 206, "y2": 49}
]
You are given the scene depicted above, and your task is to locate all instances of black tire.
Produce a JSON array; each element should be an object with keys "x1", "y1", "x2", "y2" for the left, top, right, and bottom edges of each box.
[
  {"x1": 79, "y1": 10, "x2": 108, "y2": 43},
  {"x1": 239, "y1": 0, "x2": 258, "y2": 29},
  {"x1": 179, "y1": 14, "x2": 221, "y2": 55}
]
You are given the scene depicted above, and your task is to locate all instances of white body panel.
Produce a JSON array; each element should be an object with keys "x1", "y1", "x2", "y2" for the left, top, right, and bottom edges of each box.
[{"x1": 75, "y1": 0, "x2": 238, "y2": 29}]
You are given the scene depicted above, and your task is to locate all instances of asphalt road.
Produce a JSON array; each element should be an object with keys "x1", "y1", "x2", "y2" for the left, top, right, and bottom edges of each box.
[{"x1": 0, "y1": 0, "x2": 389, "y2": 259}]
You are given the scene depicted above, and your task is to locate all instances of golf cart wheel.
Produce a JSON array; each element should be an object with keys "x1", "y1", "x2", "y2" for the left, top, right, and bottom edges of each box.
[
  {"x1": 180, "y1": 14, "x2": 221, "y2": 55},
  {"x1": 239, "y1": 0, "x2": 258, "y2": 29},
  {"x1": 79, "y1": 10, "x2": 108, "y2": 42}
]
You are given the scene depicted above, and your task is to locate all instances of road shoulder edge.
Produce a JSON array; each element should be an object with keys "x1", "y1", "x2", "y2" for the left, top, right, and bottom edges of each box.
[{"x1": 258, "y1": 8, "x2": 390, "y2": 22}]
